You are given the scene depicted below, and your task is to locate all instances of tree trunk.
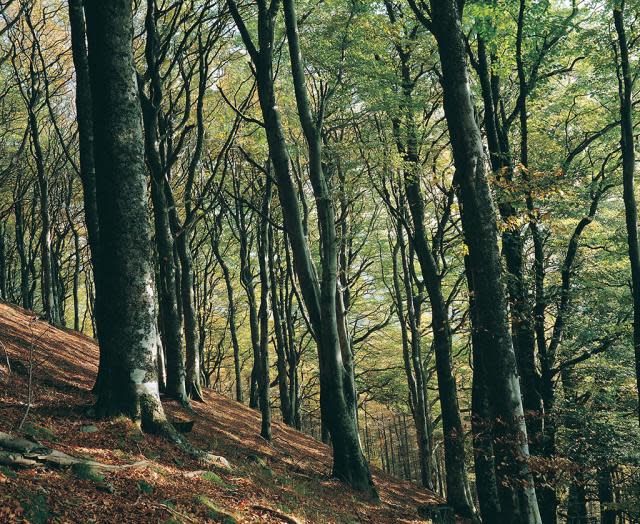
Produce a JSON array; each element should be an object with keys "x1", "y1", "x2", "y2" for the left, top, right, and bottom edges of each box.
[
  {"x1": 68, "y1": 0, "x2": 105, "y2": 394},
  {"x1": 257, "y1": 177, "x2": 272, "y2": 440},
  {"x1": 176, "y1": 233, "x2": 203, "y2": 401},
  {"x1": 269, "y1": 224, "x2": 293, "y2": 425},
  {"x1": 211, "y1": 214, "x2": 244, "y2": 403},
  {"x1": 84, "y1": 0, "x2": 174, "y2": 434},
  {"x1": 228, "y1": 0, "x2": 375, "y2": 495},
  {"x1": 427, "y1": 0, "x2": 541, "y2": 520},
  {"x1": 597, "y1": 466, "x2": 616, "y2": 524},
  {"x1": 614, "y1": 0, "x2": 640, "y2": 426}
]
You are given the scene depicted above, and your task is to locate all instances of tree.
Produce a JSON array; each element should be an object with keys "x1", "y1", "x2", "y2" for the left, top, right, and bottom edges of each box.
[
  {"x1": 409, "y1": 0, "x2": 542, "y2": 520},
  {"x1": 83, "y1": 0, "x2": 173, "y2": 434}
]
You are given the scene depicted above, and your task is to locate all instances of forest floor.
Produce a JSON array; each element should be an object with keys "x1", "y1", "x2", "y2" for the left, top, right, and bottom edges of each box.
[{"x1": 0, "y1": 302, "x2": 449, "y2": 523}]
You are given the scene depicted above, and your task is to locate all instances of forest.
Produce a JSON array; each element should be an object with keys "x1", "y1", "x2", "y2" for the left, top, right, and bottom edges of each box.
[{"x1": 0, "y1": 0, "x2": 638, "y2": 522}]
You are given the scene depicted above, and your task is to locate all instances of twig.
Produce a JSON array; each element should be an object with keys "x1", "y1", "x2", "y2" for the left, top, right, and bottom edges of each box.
[
  {"x1": 251, "y1": 504, "x2": 302, "y2": 524},
  {"x1": 156, "y1": 503, "x2": 200, "y2": 524}
]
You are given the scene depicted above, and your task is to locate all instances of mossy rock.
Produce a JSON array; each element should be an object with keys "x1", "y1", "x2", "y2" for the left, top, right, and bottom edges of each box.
[
  {"x1": 195, "y1": 495, "x2": 239, "y2": 524},
  {"x1": 138, "y1": 479, "x2": 155, "y2": 495},
  {"x1": 71, "y1": 463, "x2": 105, "y2": 483}
]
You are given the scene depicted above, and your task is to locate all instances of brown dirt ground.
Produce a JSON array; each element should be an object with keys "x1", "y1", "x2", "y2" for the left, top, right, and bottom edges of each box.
[{"x1": 0, "y1": 301, "x2": 450, "y2": 523}]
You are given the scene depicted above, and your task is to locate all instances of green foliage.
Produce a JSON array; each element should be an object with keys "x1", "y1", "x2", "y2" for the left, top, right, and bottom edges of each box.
[
  {"x1": 20, "y1": 491, "x2": 51, "y2": 524},
  {"x1": 195, "y1": 496, "x2": 238, "y2": 524},
  {"x1": 137, "y1": 479, "x2": 155, "y2": 495},
  {"x1": 0, "y1": 465, "x2": 17, "y2": 479},
  {"x1": 201, "y1": 471, "x2": 235, "y2": 490}
]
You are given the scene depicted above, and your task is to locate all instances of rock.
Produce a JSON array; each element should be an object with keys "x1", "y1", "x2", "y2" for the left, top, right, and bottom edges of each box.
[
  {"x1": 246, "y1": 454, "x2": 268, "y2": 468},
  {"x1": 203, "y1": 453, "x2": 231, "y2": 471}
]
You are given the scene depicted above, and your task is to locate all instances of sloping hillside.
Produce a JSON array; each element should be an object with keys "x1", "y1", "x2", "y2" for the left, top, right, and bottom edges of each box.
[{"x1": 0, "y1": 302, "x2": 446, "y2": 523}]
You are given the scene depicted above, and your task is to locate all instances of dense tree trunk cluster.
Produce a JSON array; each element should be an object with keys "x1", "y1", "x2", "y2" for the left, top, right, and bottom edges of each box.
[{"x1": 0, "y1": 0, "x2": 638, "y2": 520}]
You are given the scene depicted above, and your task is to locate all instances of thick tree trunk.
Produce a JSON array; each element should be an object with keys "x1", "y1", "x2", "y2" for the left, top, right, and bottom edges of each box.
[
  {"x1": 597, "y1": 466, "x2": 616, "y2": 524},
  {"x1": 466, "y1": 256, "x2": 502, "y2": 524},
  {"x1": 428, "y1": 0, "x2": 541, "y2": 520},
  {"x1": 84, "y1": 0, "x2": 174, "y2": 434}
]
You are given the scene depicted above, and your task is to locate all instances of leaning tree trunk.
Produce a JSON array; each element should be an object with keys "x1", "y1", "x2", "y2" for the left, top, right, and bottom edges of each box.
[
  {"x1": 395, "y1": 64, "x2": 477, "y2": 519},
  {"x1": 282, "y1": 0, "x2": 375, "y2": 495},
  {"x1": 428, "y1": 0, "x2": 541, "y2": 521},
  {"x1": 83, "y1": 0, "x2": 174, "y2": 433},
  {"x1": 228, "y1": 0, "x2": 376, "y2": 496}
]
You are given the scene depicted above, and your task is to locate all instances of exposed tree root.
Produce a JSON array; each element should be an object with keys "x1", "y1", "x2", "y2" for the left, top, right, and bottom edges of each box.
[{"x1": 0, "y1": 431, "x2": 149, "y2": 471}]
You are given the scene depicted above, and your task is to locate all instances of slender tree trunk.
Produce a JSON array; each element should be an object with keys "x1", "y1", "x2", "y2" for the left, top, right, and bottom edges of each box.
[
  {"x1": 139, "y1": 1, "x2": 188, "y2": 405},
  {"x1": 28, "y1": 109, "x2": 59, "y2": 326},
  {"x1": 68, "y1": 0, "x2": 105, "y2": 394},
  {"x1": 269, "y1": 224, "x2": 293, "y2": 424},
  {"x1": 211, "y1": 216, "x2": 244, "y2": 403},
  {"x1": 14, "y1": 194, "x2": 30, "y2": 309},
  {"x1": 391, "y1": 228, "x2": 435, "y2": 490},
  {"x1": 176, "y1": 233, "x2": 203, "y2": 401},
  {"x1": 257, "y1": 177, "x2": 272, "y2": 440},
  {"x1": 229, "y1": 0, "x2": 375, "y2": 495},
  {"x1": 0, "y1": 222, "x2": 6, "y2": 301},
  {"x1": 614, "y1": 0, "x2": 640, "y2": 426},
  {"x1": 282, "y1": 0, "x2": 375, "y2": 495},
  {"x1": 235, "y1": 193, "x2": 260, "y2": 409},
  {"x1": 391, "y1": 48, "x2": 476, "y2": 518}
]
